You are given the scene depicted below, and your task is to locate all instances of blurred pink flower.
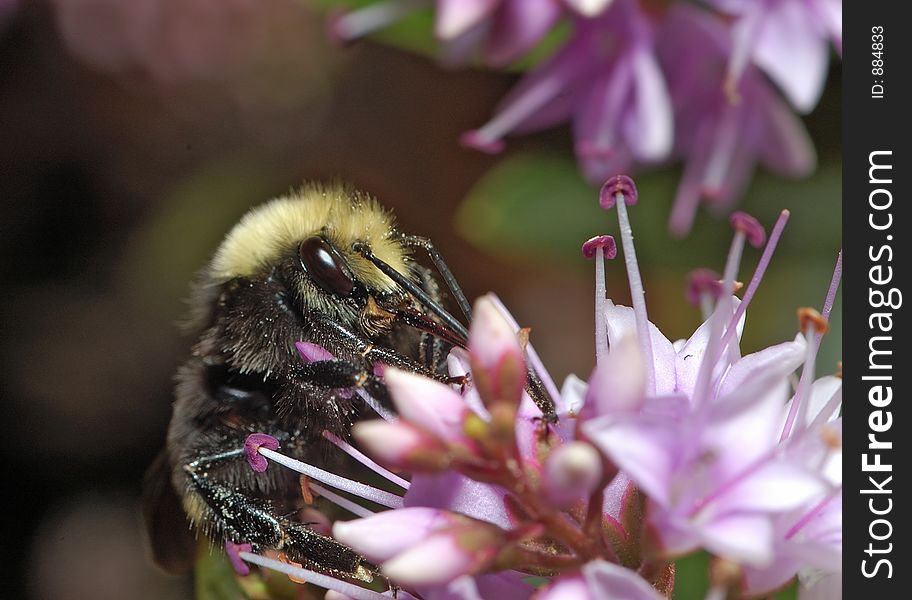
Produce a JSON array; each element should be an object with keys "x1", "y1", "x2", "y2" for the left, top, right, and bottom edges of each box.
[
  {"x1": 328, "y1": 1, "x2": 839, "y2": 234},
  {"x1": 658, "y1": 5, "x2": 816, "y2": 235},
  {"x1": 50, "y1": 0, "x2": 332, "y2": 114},
  {"x1": 462, "y1": 0, "x2": 673, "y2": 183},
  {"x1": 707, "y1": 0, "x2": 842, "y2": 112}
]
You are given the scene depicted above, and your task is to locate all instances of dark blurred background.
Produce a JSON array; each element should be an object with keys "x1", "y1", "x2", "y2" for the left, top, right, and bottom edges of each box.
[{"x1": 1, "y1": 2, "x2": 841, "y2": 599}]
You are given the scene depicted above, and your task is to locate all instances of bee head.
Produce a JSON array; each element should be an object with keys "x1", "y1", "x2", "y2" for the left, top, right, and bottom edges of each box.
[{"x1": 208, "y1": 183, "x2": 414, "y2": 321}]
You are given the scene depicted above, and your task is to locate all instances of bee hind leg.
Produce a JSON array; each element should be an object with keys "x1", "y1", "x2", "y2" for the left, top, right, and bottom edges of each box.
[{"x1": 182, "y1": 449, "x2": 379, "y2": 583}]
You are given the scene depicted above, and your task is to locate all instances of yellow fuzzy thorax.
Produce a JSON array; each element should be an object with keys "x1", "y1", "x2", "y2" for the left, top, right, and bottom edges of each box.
[{"x1": 209, "y1": 183, "x2": 411, "y2": 292}]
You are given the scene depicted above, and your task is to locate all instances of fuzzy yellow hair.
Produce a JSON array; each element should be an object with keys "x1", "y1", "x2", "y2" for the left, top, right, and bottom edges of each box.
[{"x1": 209, "y1": 183, "x2": 411, "y2": 292}]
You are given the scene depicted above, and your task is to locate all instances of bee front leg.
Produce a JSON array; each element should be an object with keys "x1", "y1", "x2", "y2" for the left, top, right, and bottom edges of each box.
[{"x1": 288, "y1": 358, "x2": 392, "y2": 409}]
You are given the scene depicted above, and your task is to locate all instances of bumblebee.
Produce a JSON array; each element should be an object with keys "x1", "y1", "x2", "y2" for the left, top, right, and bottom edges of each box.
[{"x1": 143, "y1": 183, "x2": 553, "y2": 584}]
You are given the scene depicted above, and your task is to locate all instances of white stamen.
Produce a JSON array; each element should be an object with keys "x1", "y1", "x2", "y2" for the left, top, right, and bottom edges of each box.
[
  {"x1": 807, "y1": 386, "x2": 842, "y2": 432},
  {"x1": 595, "y1": 247, "x2": 610, "y2": 364},
  {"x1": 238, "y1": 551, "x2": 388, "y2": 600},
  {"x1": 694, "y1": 229, "x2": 745, "y2": 407},
  {"x1": 323, "y1": 431, "x2": 410, "y2": 490},
  {"x1": 699, "y1": 292, "x2": 714, "y2": 322},
  {"x1": 310, "y1": 483, "x2": 375, "y2": 518},
  {"x1": 615, "y1": 191, "x2": 656, "y2": 394},
  {"x1": 719, "y1": 210, "x2": 791, "y2": 353},
  {"x1": 357, "y1": 389, "x2": 395, "y2": 421},
  {"x1": 780, "y1": 324, "x2": 819, "y2": 442},
  {"x1": 258, "y1": 447, "x2": 404, "y2": 509}
]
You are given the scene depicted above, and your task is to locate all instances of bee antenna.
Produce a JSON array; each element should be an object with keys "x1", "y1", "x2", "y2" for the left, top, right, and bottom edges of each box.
[
  {"x1": 352, "y1": 242, "x2": 469, "y2": 341},
  {"x1": 395, "y1": 234, "x2": 472, "y2": 321}
]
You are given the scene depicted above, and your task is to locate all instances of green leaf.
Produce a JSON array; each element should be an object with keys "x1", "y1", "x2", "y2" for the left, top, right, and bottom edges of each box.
[{"x1": 455, "y1": 153, "x2": 603, "y2": 268}]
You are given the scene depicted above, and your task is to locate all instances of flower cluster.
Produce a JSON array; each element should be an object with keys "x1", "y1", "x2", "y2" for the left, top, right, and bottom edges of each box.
[
  {"x1": 232, "y1": 175, "x2": 842, "y2": 599},
  {"x1": 330, "y1": 0, "x2": 840, "y2": 234}
]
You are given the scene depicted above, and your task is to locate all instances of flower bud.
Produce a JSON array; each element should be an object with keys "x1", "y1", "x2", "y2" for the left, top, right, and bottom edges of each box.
[
  {"x1": 543, "y1": 441, "x2": 603, "y2": 508},
  {"x1": 352, "y1": 419, "x2": 451, "y2": 472}
]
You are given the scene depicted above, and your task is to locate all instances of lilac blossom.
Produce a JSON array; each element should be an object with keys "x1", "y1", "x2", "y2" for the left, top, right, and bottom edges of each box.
[
  {"x1": 462, "y1": 0, "x2": 673, "y2": 185},
  {"x1": 328, "y1": 1, "x2": 839, "y2": 235},
  {"x1": 706, "y1": 0, "x2": 842, "y2": 112},
  {"x1": 658, "y1": 5, "x2": 816, "y2": 235},
  {"x1": 220, "y1": 176, "x2": 840, "y2": 599}
]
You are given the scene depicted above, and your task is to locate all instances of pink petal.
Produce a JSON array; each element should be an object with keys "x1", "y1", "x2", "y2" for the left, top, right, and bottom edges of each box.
[
  {"x1": 352, "y1": 419, "x2": 448, "y2": 469},
  {"x1": 469, "y1": 295, "x2": 523, "y2": 375},
  {"x1": 718, "y1": 333, "x2": 807, "y2": 398},
  {"x1": 707, "y1": 375, "x2": 791, "y2": 472},
  {"x1": 536, "y1": 575, "x2": 593, "y2": 600},
  {"x1": 752, "y1": 1, "x2": 828, "y2": 113},
  {"x1": 384, "y1": 368, "x2": 468, "y2": 440},
  {"x1": 712, "y1": 462, "x2": 828, "y2": 515},
  {"x1": 583, "y1": 415, "x2": 676, "y2": 507},
  {"x1": 333, "y1": 508, "x2": 454, "y2": 562},
  {"x1": 564, "y1": 0, "x2": 614, "y2": 17},
  {"x1": 436, "y1": 0, "x2": 500, "y2": 39},
  {"x1": 781, "y1": 375, "x2": 841, "y2": 429},
  {"x1": 810, "y1": 0, "x2": 841, "y2": 53},
  {"x1": 603, "y1": 302, "x2": 677, "y2": 395},
  {"x1": 425, "y1": 574, "x2": 485, "y2": 600},
  {"x1": 474, "y1": 571, "x2": 535, "y2": 599},
  {"x1": 674, "y1": 297, "x2": 744, "y2": 398},
  {"x1": 798, "y1": 570, "x2": 841, "y2": 600},
  {"x1": 383, "y1": 531, "x2": 495, "y2": 586},
  {"x1": 405, "y1": 471, "x2": 513, "y2": 529},
  {"x1": 758, "y1": 85, "x2": 816, "y2": 177},
  {"x1": 742, "y1": 555, "x2": 801, "y2": 595},
  {"x1": 484, "y1": 0, "x2": 562, "y2": 67},
  {"x1": 582, "y1": 559, "x2": 667, "y2": 600},
  {"x1": 699, "y1": 513, "x2": 774, "y2": 566},
  {"x1": 585, "y1": 334, "x2": 646, "y2": 416},
  {"x1": 624, "y1": 47, "x2": 673, "y2": 161}
]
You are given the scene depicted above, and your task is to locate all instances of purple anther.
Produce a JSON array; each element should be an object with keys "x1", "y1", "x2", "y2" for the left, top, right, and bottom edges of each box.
[
  {"x1": 581, "y1": 235, "x2": 618, "y2": 260},
  {"x1": 686, "y1": 269, "x2": 723, "y2": 306},
  {"x1": 459, "y1": 130, "x2": 505, "y2": 154},
  {"x1": 599, "y1": 175, "x2": 638, "y2": 210},
  {"x1": 225, "y1": 541, "x2": 253, "y2": 576},
  {"x1": 730, "y1": 211, "x2": 766, "y2": 248},
  {"x1": 244, "y1": 433, "x2": 280, "y2": 473},
  {"x1": 296, "y1": 341, "x2": 335, "y2": 363}
]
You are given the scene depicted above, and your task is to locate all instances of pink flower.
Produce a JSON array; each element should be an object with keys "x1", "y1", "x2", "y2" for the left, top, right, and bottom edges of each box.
[
  {"x1": 708, "y1": 0, "x2": 842, "y2": 112},
  {"x1": 223, "y1": 176, "x2": 840, "y2": 600},
  {"x1": 658, "y1": 4, "x2": 816, "y2": 235},
  {"x1": 462, "y1": 0, "x2": 673, "y2": 181}
]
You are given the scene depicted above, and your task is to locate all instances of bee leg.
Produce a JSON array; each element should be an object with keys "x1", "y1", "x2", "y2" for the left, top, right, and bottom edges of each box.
[
  {"x1": 181, "y1": 448, "x2": 379, "y2": 583},
  {"x1": 311, "y1": 313, "x2": 446, "y2": 382},
  {"x1": 290, "y1": 358, "x2": 392, "y2": 407}
]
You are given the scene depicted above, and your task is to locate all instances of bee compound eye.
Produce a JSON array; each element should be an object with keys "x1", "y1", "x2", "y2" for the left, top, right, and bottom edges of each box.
[{"x1": 298, "y1": 236, "x2": 355, "y2": 296}]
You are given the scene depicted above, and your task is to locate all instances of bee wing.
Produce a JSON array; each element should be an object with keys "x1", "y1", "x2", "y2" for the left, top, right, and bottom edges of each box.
[{"x1": 141, "y1": 450, "x2": 197, "y2": 573}]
